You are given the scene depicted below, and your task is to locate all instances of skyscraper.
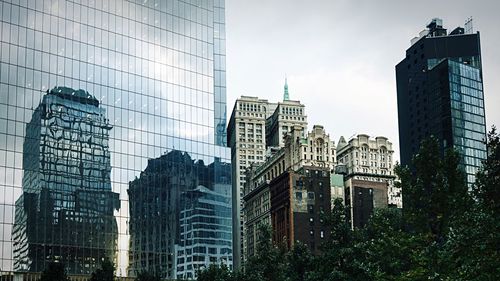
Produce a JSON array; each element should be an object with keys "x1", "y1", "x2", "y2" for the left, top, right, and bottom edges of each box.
[
  {"x1": 266, "y1": 99, "x2": 307, "y2": 148},
  {"x1": 0, "y1": 0, "x2": 229, "y2": 278},
  {"x1": 336, "y1": 134, "x2": 397, "y2": 228},
  {"x1": 227, "y1": 84, "x2": 307, "y2": 267},
  {"x1": 396, "y1": 18, "x2": 487, "y2": 186},
  {"x1": 242, "y1": 125, "x2": 336, "y2": 260},
  {"x1": 227, "y1": 96, "x2": 273, "y2": 268}
]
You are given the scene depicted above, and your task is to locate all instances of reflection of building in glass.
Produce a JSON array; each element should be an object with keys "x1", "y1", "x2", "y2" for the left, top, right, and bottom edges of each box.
[
  {"x1": 128, "y1": 151, "x2": 232, "y2": 280},
  {"x1": 0, "y1": 0, "x2": 229, "y2": 276},
  {"x1": 12, "y1": 87, "x2": 120, "y2": 274},
  {"x1": 176, "y1": 186, "x2": 232, "y2": 279}
]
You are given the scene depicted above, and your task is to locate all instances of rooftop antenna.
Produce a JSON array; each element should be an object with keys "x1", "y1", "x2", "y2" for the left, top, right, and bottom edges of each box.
[{"x1": 465, "y1": 17, "x2": 473, "y2": 34}]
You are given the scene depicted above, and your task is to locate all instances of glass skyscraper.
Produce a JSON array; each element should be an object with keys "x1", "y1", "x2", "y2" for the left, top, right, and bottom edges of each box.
[
  {"x1": 396, "y1": 18, "x2": 487, "y2": 186},
  {"x1": 0, "y1": 0, "x2": 230, "y2": 279}
]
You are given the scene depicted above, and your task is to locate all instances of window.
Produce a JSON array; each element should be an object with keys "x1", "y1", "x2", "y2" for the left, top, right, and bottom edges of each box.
[
  {"x1": 307, "y1": 192, "x2": 315, "y2": 200},
  {"x1": 295, "y1": 192, "x2": 302, "y2": 201},
  {"x1": 308, "y1": 204, "x2": 314, "y2": 214}
]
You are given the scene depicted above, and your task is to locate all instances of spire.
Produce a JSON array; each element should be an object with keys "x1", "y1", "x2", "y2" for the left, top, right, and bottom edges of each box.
[{"x1": 283, "y1": 76, "x2": 289, "y2": 101}]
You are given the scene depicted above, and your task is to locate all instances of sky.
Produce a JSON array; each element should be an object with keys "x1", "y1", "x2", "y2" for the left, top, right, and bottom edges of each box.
[{"x1": 225, "y1": 0, "x2": 500, "y2": 162}]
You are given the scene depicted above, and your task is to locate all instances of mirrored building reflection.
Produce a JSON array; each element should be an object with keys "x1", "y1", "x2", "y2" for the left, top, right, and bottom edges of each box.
[
  {"x1": 128, "y1": 151, "x2": 231, "y2": 279},
  {"x1": 0, "y1": 0, "x2": 230, "y2": 278},
  {"x1": 12, "y1": 87, "x2": 120, "y2": 274}
]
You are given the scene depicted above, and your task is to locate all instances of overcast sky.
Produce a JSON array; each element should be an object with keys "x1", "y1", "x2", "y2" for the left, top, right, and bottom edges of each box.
[{"x1": 225, "y1": 0, "x2": 500, "y2": 161}]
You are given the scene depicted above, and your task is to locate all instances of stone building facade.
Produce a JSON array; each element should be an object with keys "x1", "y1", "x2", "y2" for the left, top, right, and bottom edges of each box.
[
  {"x1": 269, "y1": 167, "x2": 331, "y2": 254},
  {"x1": 337, "y1": 134, "x2": 400, "y2": 228},
  {"x1": 227, "y1": 89, "x2": 308, "y2": 266},
  {"x1": 243, "y1": 125, "x2": 335, "y2": 260}
]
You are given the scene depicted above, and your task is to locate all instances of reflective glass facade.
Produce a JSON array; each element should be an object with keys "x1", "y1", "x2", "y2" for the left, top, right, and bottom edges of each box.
[
  {"x1": 425, "y1": 58, "x2": 487, "y2": 187},
  {"x1": 12, "y1": 87, "x2": 120, "y2": 274},
  {"x1": 448, "y1": 60, "x2": 487, "y2": 185},
  {"x1": 127, "y1": 151, "x2": 231, "y2": 279},
  {"x1": 0, "y1": 0, "x2": 230, "y2": 278},
  {"x1": 396, "y1": 20, "x2": 487, "y2": 187},
  {"x1": 176, "y1": 183, "x2": 232, "y2": 279}
]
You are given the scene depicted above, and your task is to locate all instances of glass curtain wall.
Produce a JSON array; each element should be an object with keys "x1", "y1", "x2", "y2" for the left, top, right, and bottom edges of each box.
[
  {"x1": 0, "y1": 0, "x2": 230, "y2": 279},
  {"x1": 448, "y1": 60, "x2": 487, "y2": 186}
]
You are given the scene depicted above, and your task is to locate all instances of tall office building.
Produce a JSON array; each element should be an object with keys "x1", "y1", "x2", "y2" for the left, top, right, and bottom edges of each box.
[
  {"x1": 227, "y1": 85, "x2": 307, "y2": 267},
  {"x1": 396, "y1": 18, "x2": 487, "y2": 186},
  {"x1": 268, "y1": 167, "x2": 332, "y2": 254},
  {"x1": 337, "y1": 134, "x2": 397, "y2": 228},
  {"x1": 226, "y1": 96, "x2": 274, "y2": 268},
  {"x1": 243, "y1": 125, "x2": 335, "y2": 260},
  {"x1": 0, "y1": 0, "x2": 230, "y2": 278},
  {"x1": 266, "y1": 100, "x2": 307, "y2": 148}
]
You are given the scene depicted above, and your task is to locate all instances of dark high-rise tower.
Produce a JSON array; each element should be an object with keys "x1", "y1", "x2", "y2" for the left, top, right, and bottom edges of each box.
[{"x1": 396, "y1": 18, "x2": 487, "y2": 186}]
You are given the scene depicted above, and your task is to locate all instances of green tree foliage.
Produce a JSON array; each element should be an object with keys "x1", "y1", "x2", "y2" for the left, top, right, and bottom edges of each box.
[
  {"x1": 356, "y1": 208, "x2": 407, "y2": 279},
  {"x1": 196, "y1": 264, "x2": 233, "y2": 281},
  {"x1": 89, "y1": 258, "x2": 115, "y2": 281},
  {"x1": 473, "y1": 126, "x2": 500, "y2": 213},
  {"x1": 307, "y1": 198, "x2": 365, "y2": 281},
  {"x1": 243, "y1": 224, "x2": 287, "y2": 281},
  {"x1": 196, "y1": 130, "x2": 500, "y2": 281},
  {"x1": 441, "y1": 127, "x2": 500, "y2": 280},
  {"x1": 396, "y1": 137, "x2": 470, "y2": 241},
  {"x1": 136, "y1": 271, "x2": 162, "y2": 281},
  {"x1": 284, "y1": 241, "x2": 312, "y2": 281},
  {"x1": 392, "y1": 137, "x2": 473, "y2": 279},
  {"x1": 39, "y1": 262, "x2": 70, "y2": 281}
]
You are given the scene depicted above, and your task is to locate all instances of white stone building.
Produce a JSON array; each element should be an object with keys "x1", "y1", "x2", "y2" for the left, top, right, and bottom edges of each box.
[
  {"x1": 227, "y1": 96, "x2": 274, "y2": 268},
  {"x1": 336, "y1": 134, "x2": 401, "y2": 228},
  {"x1": 227, "y1": 80, "x2": 308, "y2": 267}
]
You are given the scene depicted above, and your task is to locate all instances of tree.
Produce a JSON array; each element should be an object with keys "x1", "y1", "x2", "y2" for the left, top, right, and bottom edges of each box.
[
  {"x1": 441, "y1": 127, "x2": 500, "y2": 280},
  {"x1": 355, "y1": 207, "x2": 431, "y2": 281},
  {"x1": 473, "y1": 126, "x2": 500, "y2": 213},
  {"x1": 307, "y1": 198, "x2": 368, "y2": 281},
  {"x1": 89, "y1": 258, "x2": 115, "y2": 281},
  {"x1": 396, "y1": 137, "x2": 470, "y2": 241},
  {"x1": 392, "y1": 133, "x2": 499, "y2": 280},
  {"x1": 243, "y1": 224, "x2": 287, "y2": 281},
  {"x1": 284, "y1": 242, "x2": 312, "y2": 281},
  {"x1": 196, "y1": 264, "x2": 233, "y2": 281},
  {"x1": 39, "y1": 262, "x2": 70, "y2": 281},
  {"x1": 393, "y1": 137, "x2": 473, "y2": 279}
]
